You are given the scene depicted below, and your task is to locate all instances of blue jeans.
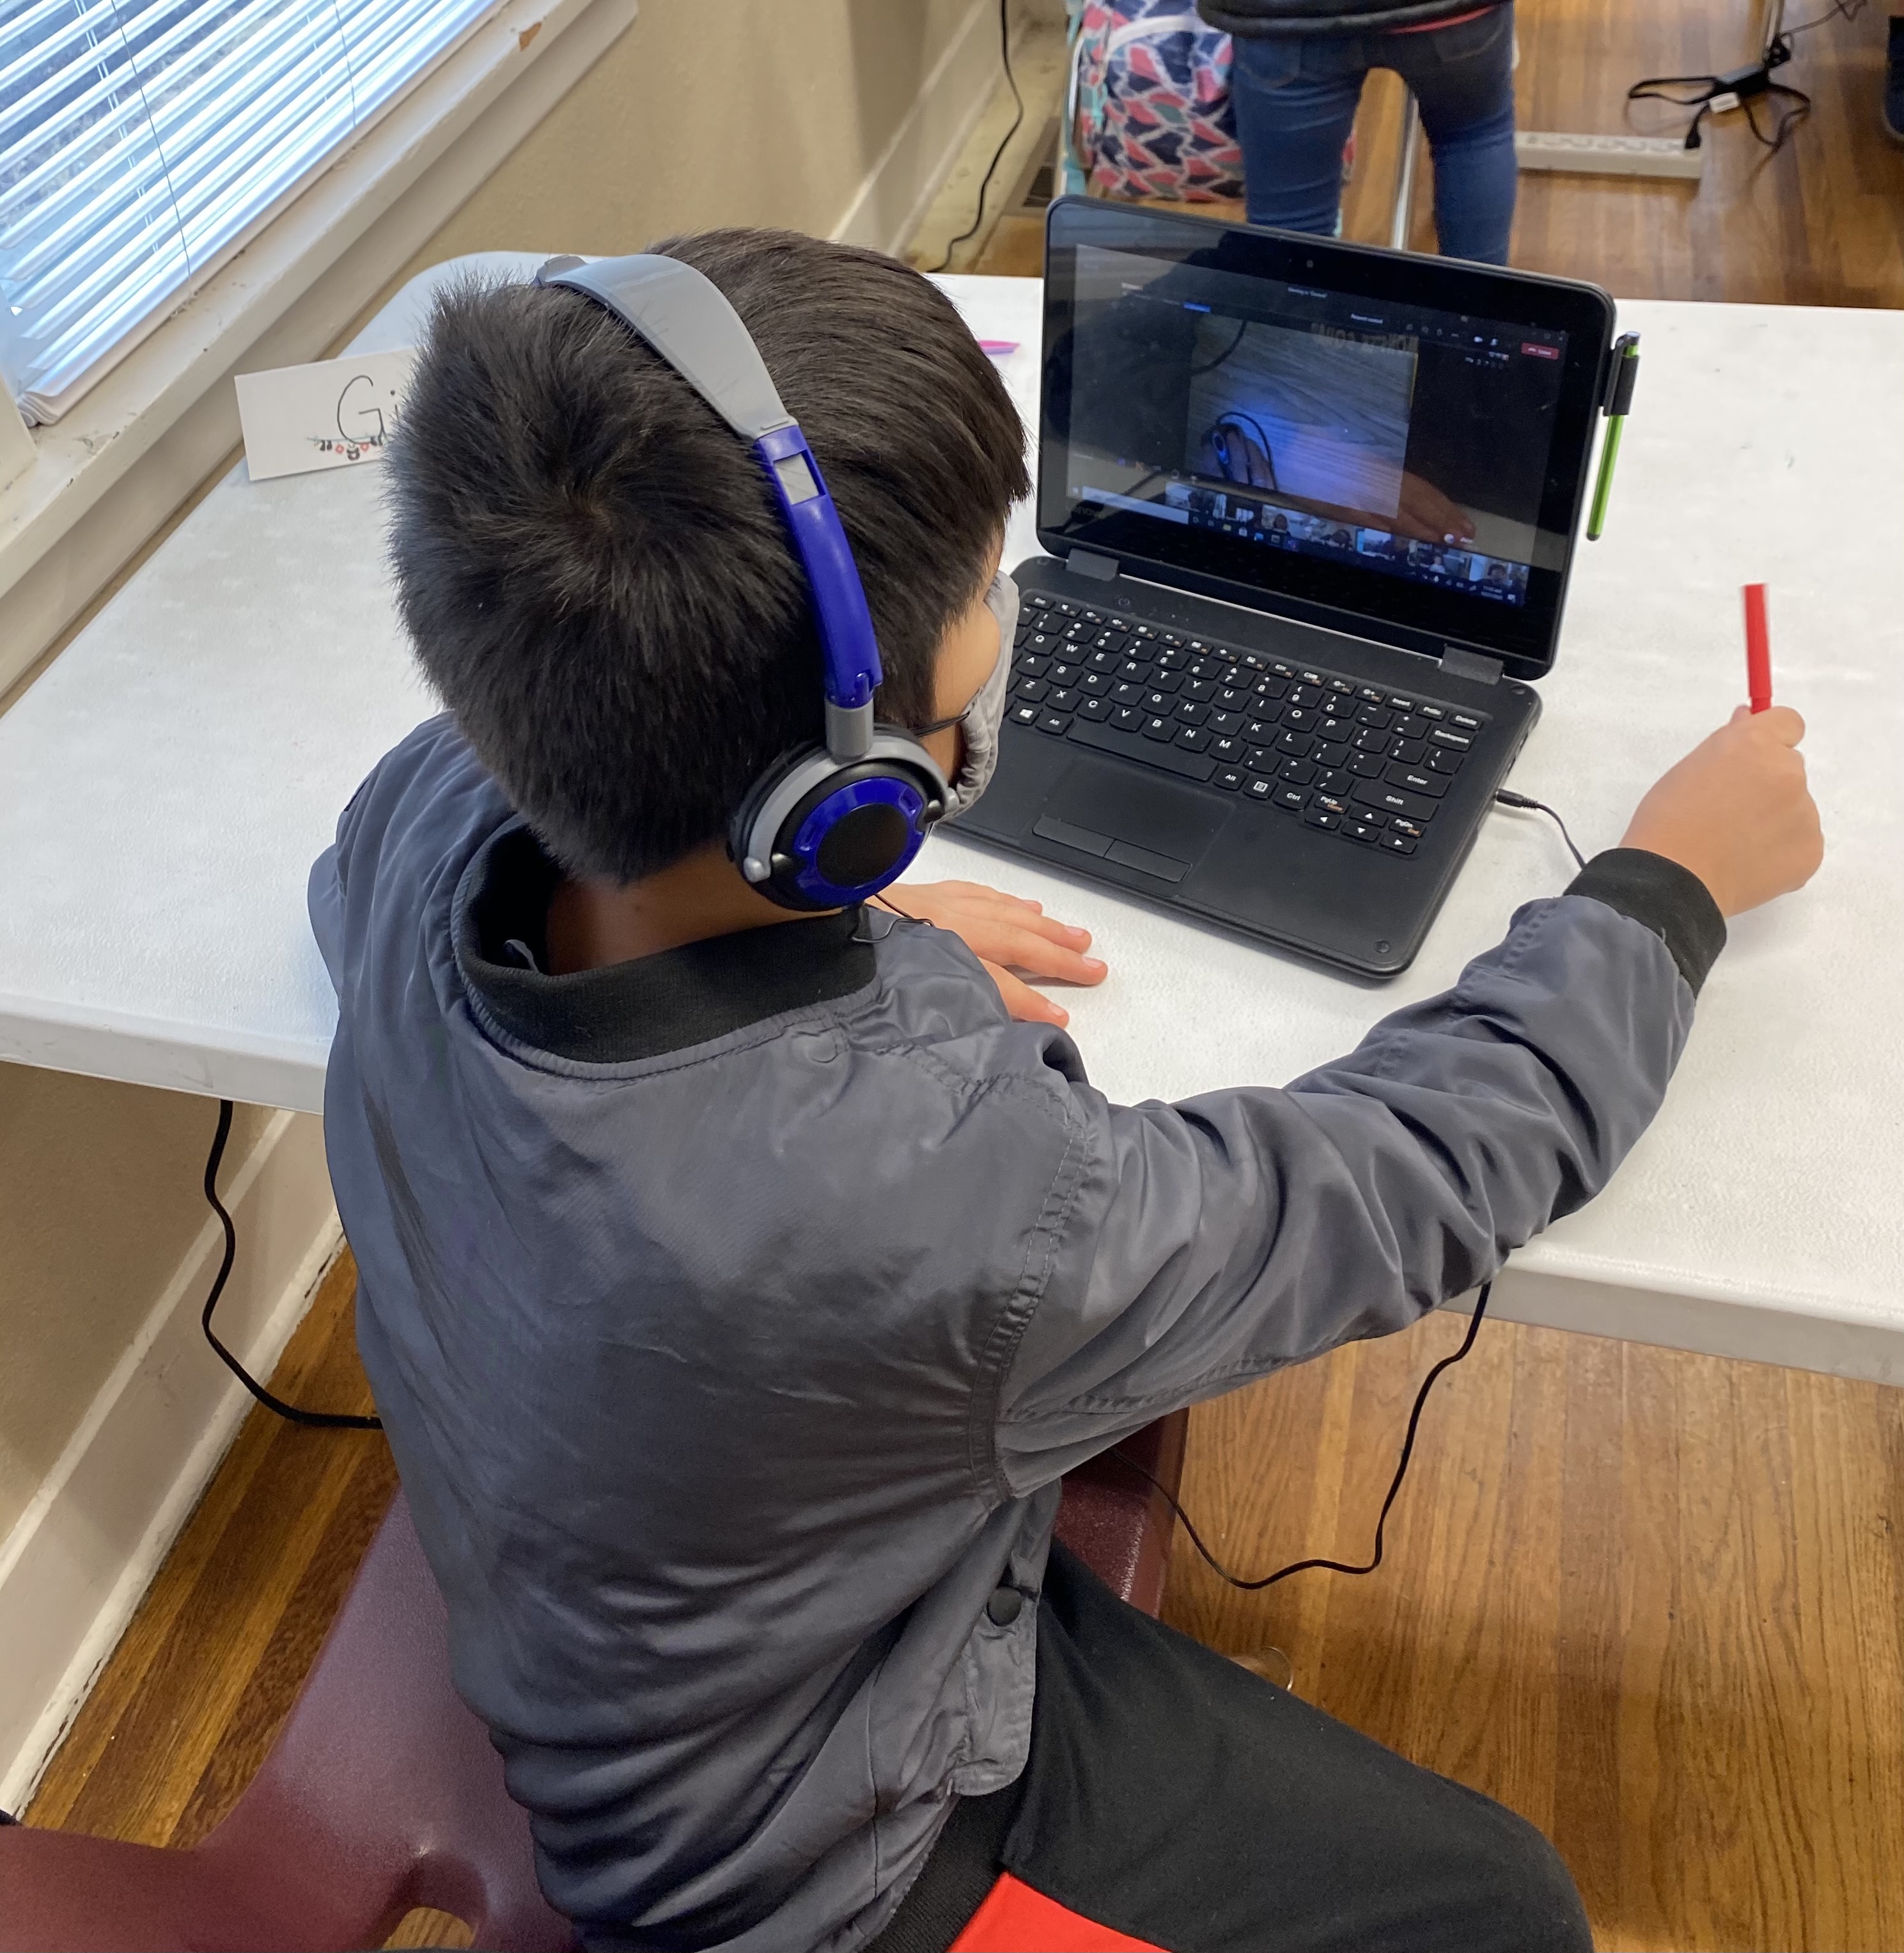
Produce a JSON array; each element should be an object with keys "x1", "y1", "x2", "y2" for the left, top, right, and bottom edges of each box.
[{"x1": 1229, "y1": 4, "x2": 1518, "y2": 265}]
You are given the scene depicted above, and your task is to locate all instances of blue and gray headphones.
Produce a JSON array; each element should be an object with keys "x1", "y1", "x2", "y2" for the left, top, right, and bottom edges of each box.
[{"x1": 535, "y1": 252, "x2": 949, "y2": 912}]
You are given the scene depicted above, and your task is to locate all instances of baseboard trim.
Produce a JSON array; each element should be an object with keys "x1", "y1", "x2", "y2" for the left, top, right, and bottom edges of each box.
[
  {"x1": 831, "y1": 0, "x2": 1005, "y2": 256},
  {"x1": 0, "y1": 1111, "x2": 341, "y2": 1811}
]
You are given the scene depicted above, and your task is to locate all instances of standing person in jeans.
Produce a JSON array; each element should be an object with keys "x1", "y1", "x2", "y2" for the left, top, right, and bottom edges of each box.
[{"x1": 1202, "y1": 1, "x2": 1518, "y2": 265}]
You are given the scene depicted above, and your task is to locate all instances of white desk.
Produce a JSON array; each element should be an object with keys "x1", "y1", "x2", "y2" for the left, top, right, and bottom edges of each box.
[{"x1": 0, "y1": 261, "x2": 1898, "y2": 1382}]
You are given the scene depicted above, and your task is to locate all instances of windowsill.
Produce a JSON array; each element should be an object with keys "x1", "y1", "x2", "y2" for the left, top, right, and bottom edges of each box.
[{"x1": 0, "y1": 0, "x2": 639, "y2": 697}]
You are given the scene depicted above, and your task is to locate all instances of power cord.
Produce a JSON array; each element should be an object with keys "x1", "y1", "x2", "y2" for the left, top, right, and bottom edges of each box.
[
  {"x1": 1493, "y1": 788, "x2": 1588, "y2": 871},
  {"x1": 1626, "y1": 0, "x2": 1862, "y2": 155},
  {"x1": 925, "y1": 0, "x2": 1024, "y2": 275},
  {"x1": 1110, "y1": 1283, "x2": 1492, "y2": 1590},
  {"x1": 200, "y1": 1099, "x2": 382, "y2": 1431}
]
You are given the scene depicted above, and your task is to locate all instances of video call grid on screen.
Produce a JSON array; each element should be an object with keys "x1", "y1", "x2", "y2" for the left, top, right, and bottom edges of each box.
[{"x1": 1051, "y1": 245, "x2": 1571, "y2": 611}]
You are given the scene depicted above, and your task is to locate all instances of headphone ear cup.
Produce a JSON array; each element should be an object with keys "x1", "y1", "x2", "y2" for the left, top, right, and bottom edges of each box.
[{"x1": 729, "y1": 733, "x2": 948, "y2": 913}]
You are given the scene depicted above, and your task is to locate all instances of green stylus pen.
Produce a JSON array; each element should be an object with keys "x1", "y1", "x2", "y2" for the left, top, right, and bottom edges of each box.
[{"x1": 1586, "y1": 332, "x2": 1641, "y2": 540}]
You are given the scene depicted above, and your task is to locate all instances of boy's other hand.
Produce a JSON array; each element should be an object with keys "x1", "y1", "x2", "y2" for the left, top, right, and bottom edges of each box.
[
  {"x1": 1619, "y1": 706, "x2": 1823, "y2": 918},
  {"x1": 876, "y1": 882, "x2": 1107, "y2": 1027}
]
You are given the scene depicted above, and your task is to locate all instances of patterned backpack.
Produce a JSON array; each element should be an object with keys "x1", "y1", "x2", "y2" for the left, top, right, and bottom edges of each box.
[{"x1": 1065, "y1": 1, "x2": 1245, "y2": 203}]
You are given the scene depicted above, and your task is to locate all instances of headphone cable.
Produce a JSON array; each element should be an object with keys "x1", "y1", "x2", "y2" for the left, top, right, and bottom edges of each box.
[
  {"x1": 1109, "y1": 1282, "x2": 1491, "y2": 1590},
  {"x1": 926, "y1": 0, "x2": 1024, "y2": 275}
]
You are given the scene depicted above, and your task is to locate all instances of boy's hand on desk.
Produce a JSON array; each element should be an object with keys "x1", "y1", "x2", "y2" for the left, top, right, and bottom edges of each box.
[
  {"x1": 875, "y1": 882, "x2": 1107, "y2": 1027},
  {"x1": 1619, "y1": 705, "x2": 1824, "y2": 918}
]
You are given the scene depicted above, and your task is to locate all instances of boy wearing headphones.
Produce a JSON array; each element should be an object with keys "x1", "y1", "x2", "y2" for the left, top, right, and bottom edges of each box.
[{"x1": 311, "y1": 230, "x2": 1820, "y2": 1953}]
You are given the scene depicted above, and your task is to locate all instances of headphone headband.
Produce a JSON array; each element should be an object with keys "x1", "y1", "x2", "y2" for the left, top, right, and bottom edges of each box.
[{"x1": 535, "y1": 253, "x2": 883, "y2": 747}]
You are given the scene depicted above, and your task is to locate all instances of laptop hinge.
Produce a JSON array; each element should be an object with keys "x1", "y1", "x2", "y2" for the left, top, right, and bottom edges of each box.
[
  {"x1": 1439, "y1": 645, "x2": 1503, "y2": 685},
  {"x1": 1066, "y1": 549, "x2": 1121, "y2": 583}
]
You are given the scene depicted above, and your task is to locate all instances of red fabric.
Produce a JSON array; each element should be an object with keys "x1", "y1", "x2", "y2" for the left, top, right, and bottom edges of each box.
[
  {"x1": 1389, "y1": 4, "x2": 1493, "y2": 30},
  {"x1": 948, "y1": 1872, "x2": 1166, "y2": 1952}
]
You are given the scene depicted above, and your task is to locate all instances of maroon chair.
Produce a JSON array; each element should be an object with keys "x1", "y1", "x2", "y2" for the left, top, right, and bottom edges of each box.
[{"x1": 0, "y1": 1413, "x2": 1188, "y2": 1952}]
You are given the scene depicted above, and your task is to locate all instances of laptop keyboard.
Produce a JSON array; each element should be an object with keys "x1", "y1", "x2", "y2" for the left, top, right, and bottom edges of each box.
[{"x1": 1008, "y1": 592, "x2": 1488, "y2": 860}]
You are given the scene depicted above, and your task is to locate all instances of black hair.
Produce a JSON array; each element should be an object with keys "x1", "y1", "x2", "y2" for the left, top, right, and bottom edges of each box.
[{"x1": 386, "y1": 229, "x2": 1029, "y2": 882}]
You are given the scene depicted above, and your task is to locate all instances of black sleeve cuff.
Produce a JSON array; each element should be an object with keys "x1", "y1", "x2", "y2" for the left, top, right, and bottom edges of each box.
[{"x1": 1565, "y1": 848, "x2": 1727, "y2": 996}]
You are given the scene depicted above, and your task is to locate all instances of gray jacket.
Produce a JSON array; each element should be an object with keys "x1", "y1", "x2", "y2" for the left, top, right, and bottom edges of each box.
[{"x1": 311, "y1": 715, "x2": 1715, "y2": 1953}]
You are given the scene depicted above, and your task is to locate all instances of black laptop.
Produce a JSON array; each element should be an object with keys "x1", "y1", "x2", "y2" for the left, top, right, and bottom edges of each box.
[{"x1": 954, "y1": 198, "x2": 1616, "y2": 978}]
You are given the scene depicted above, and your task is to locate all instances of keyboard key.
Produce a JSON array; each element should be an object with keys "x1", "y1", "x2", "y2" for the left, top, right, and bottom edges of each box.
[
  {"x1": 1298, "y1": 669, "x2": 1327, "y2": 687},
  {"x1": 1347, "y1": 754, "x2": 1385, "y2": 779},
  {"x1": 1282, "y1": 706, "x2": 1318, "y2": 732},
  {"x1": 1394, "y1": 716, "x2": 1428, "y2": 742},
  {"x1": 1304, "y1": 809, "x2": 1341, "y2": 832},
  {"x1": 1313, "y1": 791, "x2": 1354, "y2": 818},
  {"x1": 1157, "y1": 646, "x2": 1188, "y2": 669},
  {"x1": 1119, "y1": 659, "x2": 1153, "y2": 683},
  {"x1": 1049, "y1": 662, "x2": 1080, "y2": 685},
  {"x1": 1428, "y1": 747, "x2": 1464, "y2": 775},
  {"x1": 1037, "y1": 712, "x2": 1072, "y2": 736},
  {"x1": 1389, "y1": 739, "x2": 1424, "y2": 765},
  {"x1": 1079, "y1": 696, "x2": 1112, "y2": 720},
  {"x1": 1245, "y1": 747, "x2": 1278, "y2": 775},
  {"x1": 1315, "y1": 742, "x2": 1348, "y2": 768},
  {"x1": 1015, "y1": 653, "x2": 1051, "y2": 677},
  {"x1": 1289, "y1": 684, "x2": 1323, "y2": 709},
  {"x1": 1274, "y1": 784, "x2": 1310, "y2": 811},
  {"x1": 1080, "y1": 609, "x2": 1103, "y2": 625},
  {"x1": 1246, "y1": 777, "x2": 1277, "y2": 802},
  {"x1": 1009, "y1": 703, "x2": 1039, "y2": 728},
  {"x1": 1185, "y1": 679, "x2": 1219, "y2": 703},
  {"x1": 1243, "y1": 717, "x2": 1279, "y2": 741},
  {"x1": 1087, "y1": 648, "x2": 1121, "y2": 673},
  {"x1": 1357, "y1": 686, "x2": 1386, "y2": 704},
  {"x1": 1354, "y1": 780, "x2": 1438, "y2": 821},
  {"x1": 1133, "y1": 624, "x2": 1156, "y2": 639},
  {"x1": 1327, "y1": 677, "x2": 1355, "y2": 695},
  {"x1": 1319, "y1": 717, "x2": 1356, "y2": 744},
  {"x1": 1341, "y1": 818, "x2": 1384, "y2": 844},
  {"x1": 1066, "y1": 717, "x2": 1215, "y2": 782},
  {"x1": 1352, "y1": 728, "x2": 1388, "y2": 752},
  {"x1": 1217, "y1": 686, "x2": 1251, "y2": 708},
  {"x1": 1430, "y1": 728, "x2": 1474, "y2": 751},
  {"x1": 1279, "y1": 758, "x2": 1317, "y2": 785},
  {"x1": 1449, "y1": 711, "x2": 1485, "y2": 732},
  {"x1": 1390, "y1": 816, "x2": 1428, "y2": 840},
  {"x1": 1113, "y1": 705, "x2": 1144, "y2": 731},
  {"x1": 1254, "y1": 676, "x2": 1290, "y2": 700},
  {"x1": 1015, "y1": 678, "x2": 1049, "y2": 703},
  {"x1": 1027, "y1": 593, "x2": 1052, "y2": 609},
  {"x1": 1080, "y1": 672, "x2": 1109, "y2": 695},
  {"x1": 1212, "y1": 766, "x2": 1245, "y2": 791},
  {"x1": 1276, "y1": 729, "x2": 1315, "y2": 757},
  {"x1": 1054, "y1": 602, "x2": 1078, "y2": 616},
  {"x1": 1175, "y1": 700, "x2": 1210, "y2": 726},
  {"x1": 1143, "y1": 690, "x2": 1173, "y2": 715},
  {"x1": 1356, "y1": 704, "x2": 1391, "y2": 729},
  {"x1": 1210, "y1": 735, "x2": 1243, "y2": 761},
  {"x1": 1385, "y1": 764, "x2": 1448, "y2": 798},
  {"x1": 1317, "y1": 776, "x2": 1354, "y2": 801},
  {"x1": 1380, "y1": 832, "x2": 1418, "y2": 855},
  {"x1": 1141, "y1": 715, "x2": 1176, "y2": 742},
  {"x1": 1354, "y1": 805, "x2": 1387, "y2": 828},
  {"x1": 1176, "y1": 726, "x2": 1210, "y2": 751},
  {"x1": 1385, "y1": 694, "x2": 1416, "y2": 712},
  {"x1": 1148, "y1": 669, "x2": 1183, "y2": 694},
  {"x1": 1209, "y1": 711, "x2": 1243, "y2": 735},
  {"x1": 1047, "y1": 688, "x2": 1078, "y2": 712},
  {"x1": 1113, "y1": 682, "x2": 1144, "y2": 706},
  {"x1": 1415, "y1": 702, "x2": 1448, "y2": 721}
]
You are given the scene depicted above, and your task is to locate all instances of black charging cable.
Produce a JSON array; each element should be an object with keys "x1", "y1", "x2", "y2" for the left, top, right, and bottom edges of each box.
[
  {"x1": 200, "y1": 1099, "x2": 382, "y2": 1431},
  {"x1": 1109, "y1": 1282, "x2": 1492, "y2": 1590},
  {"x1": 926, "y1": 0, "x2": 1024, "y2": 275},
  {"x1": 1493, "y1": 788, "x2": 1588, "y2": 871}
]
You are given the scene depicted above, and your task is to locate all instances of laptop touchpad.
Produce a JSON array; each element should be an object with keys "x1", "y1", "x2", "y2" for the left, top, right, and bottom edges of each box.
[{"x1": 1033, "y1": 762, "x2": 1229, "y2": 885}]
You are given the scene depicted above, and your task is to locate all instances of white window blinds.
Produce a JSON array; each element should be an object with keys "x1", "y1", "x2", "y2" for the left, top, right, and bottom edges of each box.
[{"x1": 0, "y1": 0, "x2": 498, "y2": 423}]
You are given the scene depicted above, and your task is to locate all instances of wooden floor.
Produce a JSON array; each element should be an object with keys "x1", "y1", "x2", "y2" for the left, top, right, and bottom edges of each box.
[{"x1": 962, "y1": 0, "x2": 1904, "y2": 306}]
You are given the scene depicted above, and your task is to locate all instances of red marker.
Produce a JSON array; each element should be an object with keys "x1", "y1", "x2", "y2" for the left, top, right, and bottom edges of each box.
[{"x1": 1743, "y1": 583, "x2": 1772, "y2": 713}]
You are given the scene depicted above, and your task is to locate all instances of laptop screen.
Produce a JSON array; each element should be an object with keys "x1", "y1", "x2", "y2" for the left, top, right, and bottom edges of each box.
[{"x1": 1038, "y1": 201, "x2": 1614, "y2": 677}]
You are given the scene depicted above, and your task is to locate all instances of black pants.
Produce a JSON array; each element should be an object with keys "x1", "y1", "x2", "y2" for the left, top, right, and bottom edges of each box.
[{"x1": 870, "y1": 1543, "x2": 1591, "y2": 1953}]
